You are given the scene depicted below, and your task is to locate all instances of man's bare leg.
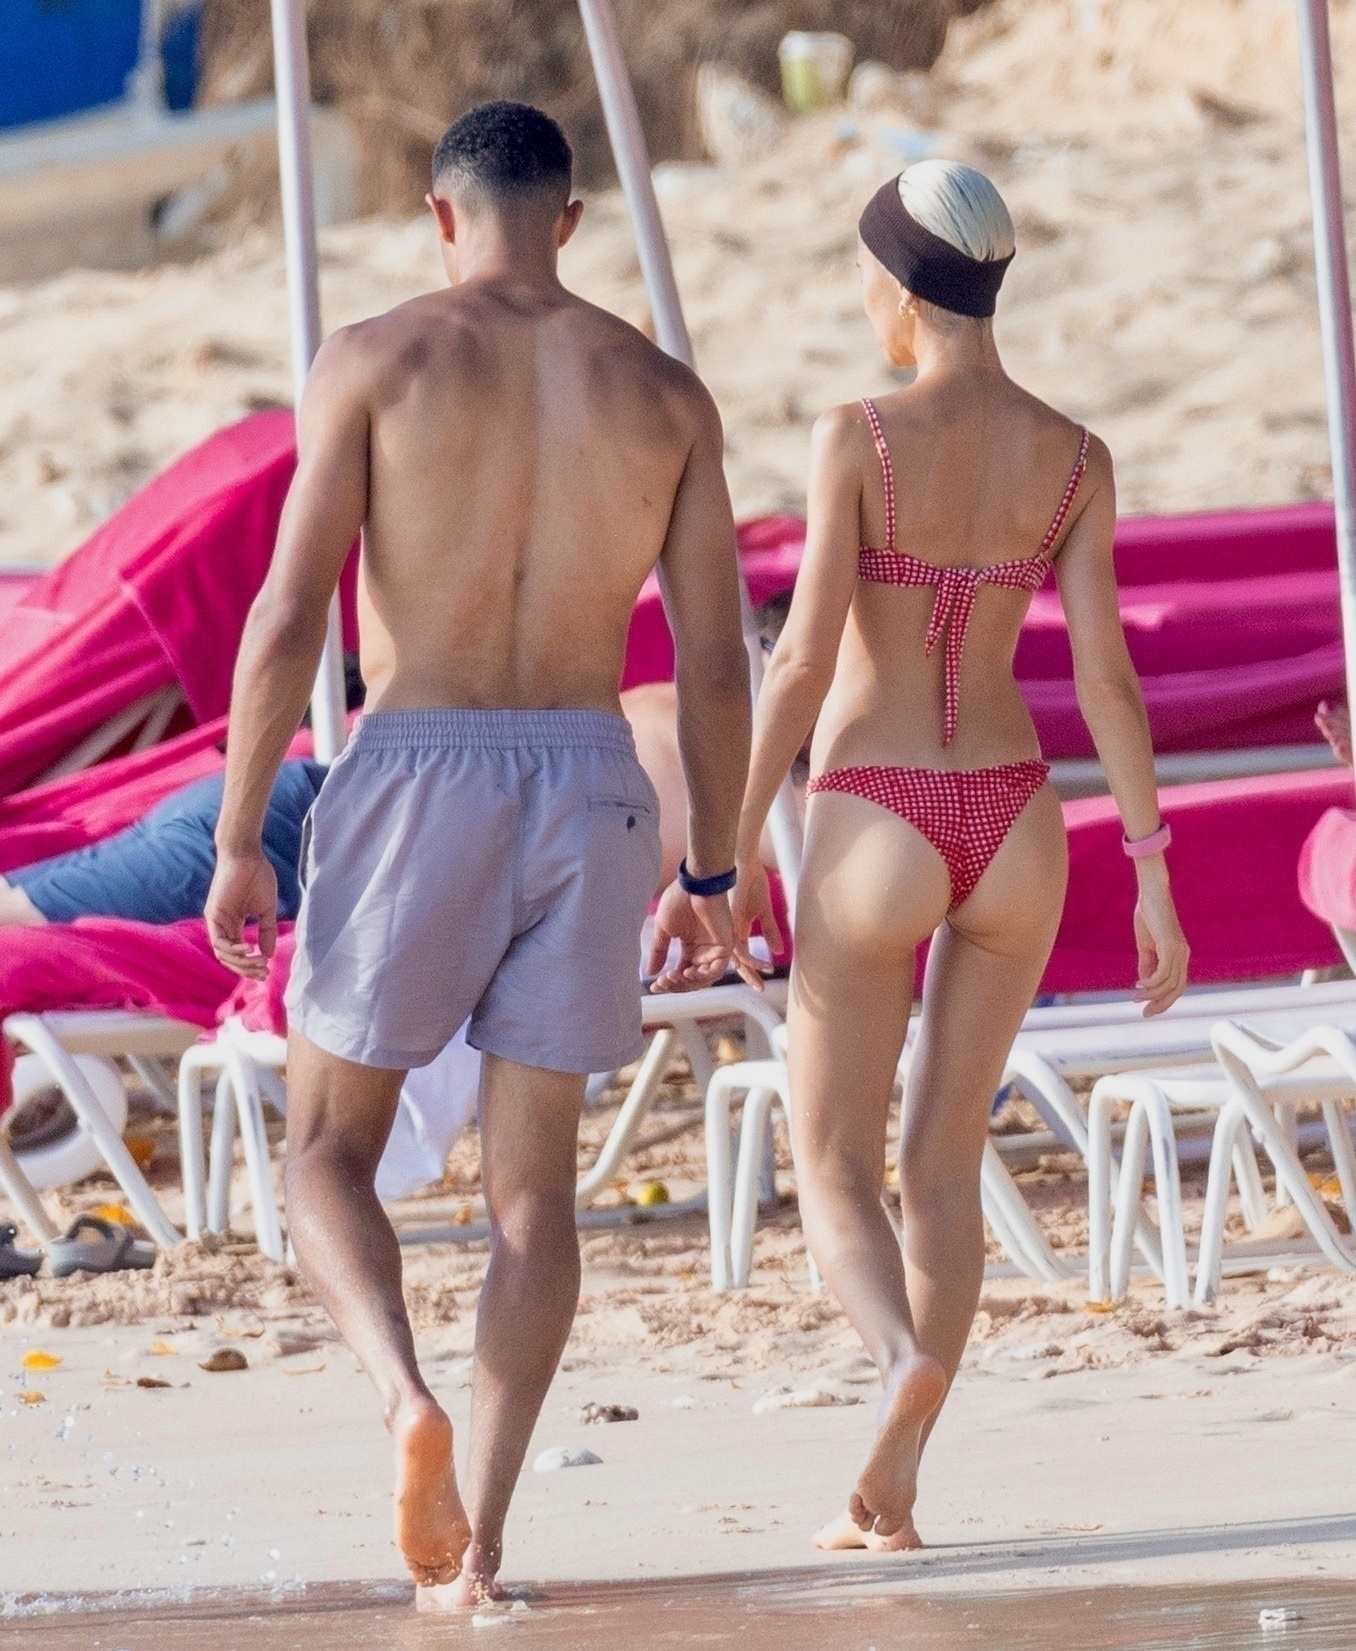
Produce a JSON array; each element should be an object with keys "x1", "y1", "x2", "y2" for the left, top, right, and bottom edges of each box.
[
  {"x1": 284, "y1": 1032, "x2": 470, "y2": 1586},
  {"x1": 444, "y1": 1053, "x2": 586, "y2": 1606}
]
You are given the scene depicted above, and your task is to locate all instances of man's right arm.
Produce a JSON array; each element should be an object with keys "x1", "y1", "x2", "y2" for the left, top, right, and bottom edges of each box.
[
  {"x1": 646, "y1": 383, "x2": 752, "y2": 990},
  {"x1": 205, "y1": 329, "x2": 370, "y2": 976}
]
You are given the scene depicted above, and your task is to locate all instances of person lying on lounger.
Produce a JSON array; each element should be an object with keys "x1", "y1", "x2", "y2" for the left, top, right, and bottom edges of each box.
[{"x1": 0, "y1": 760, "x2": 328, "y2": 928}]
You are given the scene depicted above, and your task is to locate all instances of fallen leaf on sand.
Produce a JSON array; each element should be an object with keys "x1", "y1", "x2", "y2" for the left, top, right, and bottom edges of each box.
[
  {"x1": 280, "y1": 1362, "x2": 326, "y2": 1377},
  {"x1": 101, "y1": 1372, "x2": 132, "y2": 1389},
  {"x1": 148, "y1": 1341, "x2": 177, "y2": 1357},
  {"x1": 123, "y1": 1136, "x2": 156, "y2": 1171},
  {"x1": 90, "y1": 1204, "x2": 135, "y2": 1227},
  {"x1": 21, "y1": 1350, "x2": 61, "y2": 1372},
  {"x1": 199, "y1": 1348, "x2": 248, "y2": 1373},
  {"x1": 136, "y1": 1376, "x2": 173, "y2": 1390},
  {"x1": 1083, "y1": 1301, "x2": 1116, "y2": 1315},
  {"x1": 18, "y1": 1390, "x2": 46, "y2": 1405}
]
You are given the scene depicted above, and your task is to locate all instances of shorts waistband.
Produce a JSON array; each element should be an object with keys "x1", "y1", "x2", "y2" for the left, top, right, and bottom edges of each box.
[{"x1": 349, "y1": 707, "x2": 637, "y2": 753}]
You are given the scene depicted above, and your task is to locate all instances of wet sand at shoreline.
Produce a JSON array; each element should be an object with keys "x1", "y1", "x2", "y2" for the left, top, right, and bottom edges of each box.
[{"x1": 9, "y1": 1576, "x2": 1356, "y2": 1650}]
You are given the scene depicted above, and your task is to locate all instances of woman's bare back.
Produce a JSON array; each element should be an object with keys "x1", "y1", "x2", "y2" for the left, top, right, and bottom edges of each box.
[{"x1": 814, "y1": 381, "x2": 1098, "y2": 774}]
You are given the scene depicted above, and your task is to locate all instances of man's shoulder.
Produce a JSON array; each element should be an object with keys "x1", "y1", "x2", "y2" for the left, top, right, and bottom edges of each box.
[
  {"x1": 322, "y1": 292, "x2": 473, "y2": 368},
  {"x1": 571, "y1": 298, "x2": 712, "y2": 411}
]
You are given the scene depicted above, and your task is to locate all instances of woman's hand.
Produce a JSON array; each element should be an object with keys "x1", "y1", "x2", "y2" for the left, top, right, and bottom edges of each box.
[
  {"x1": 730, "y1": 857, "x2": 784, "y2": 990},
  {"x1": 1132, "y1": 865, "x2": 1189, "y2": 1016}
]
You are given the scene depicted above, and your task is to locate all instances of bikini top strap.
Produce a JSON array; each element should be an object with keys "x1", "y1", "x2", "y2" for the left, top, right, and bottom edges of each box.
[
  {"x1": 1038, "y1": 426, "x2": 1091, "y2": 558},
  {"x1": 860, "y1": 398, "x2": 897, "y2": 550}
]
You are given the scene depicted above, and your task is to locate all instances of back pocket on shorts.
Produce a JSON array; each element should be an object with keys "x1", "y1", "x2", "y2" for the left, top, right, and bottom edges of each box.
[{"x1": 587, "y1": 795, "x2": 653, "y2": 828}]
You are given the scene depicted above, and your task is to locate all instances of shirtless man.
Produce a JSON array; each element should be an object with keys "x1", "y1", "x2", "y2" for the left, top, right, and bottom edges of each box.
[{"x1": 204, "y1": 102, "x2": 750, "y2": 1602}]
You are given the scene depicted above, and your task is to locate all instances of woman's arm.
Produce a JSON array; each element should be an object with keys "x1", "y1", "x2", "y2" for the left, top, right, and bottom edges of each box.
[
  {"x1": 1055, "y1": 437, "x2": 1189, "y2": 1014},
  {"x1": 731, "y1": 407, "x2": 862, "y2": 965}
]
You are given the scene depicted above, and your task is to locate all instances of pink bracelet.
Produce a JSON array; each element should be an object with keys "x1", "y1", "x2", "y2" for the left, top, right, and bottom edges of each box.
[{"x1": 1123, "y1": 822, "x2": 1172, "y2": 859}]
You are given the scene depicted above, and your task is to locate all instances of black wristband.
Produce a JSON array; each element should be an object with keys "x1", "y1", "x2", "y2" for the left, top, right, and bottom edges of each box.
[{"x1": 678, "y1": 857, "x2": 736, "y2": 897}]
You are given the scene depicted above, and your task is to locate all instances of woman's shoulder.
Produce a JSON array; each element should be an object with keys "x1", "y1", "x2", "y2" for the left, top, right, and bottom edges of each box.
[
  {"x1": 809, "y1": 398, "x2": 886, "y2": 470},
  {"x1": 1012, "y1": 387, "x2": 1112, "y2": 476}
]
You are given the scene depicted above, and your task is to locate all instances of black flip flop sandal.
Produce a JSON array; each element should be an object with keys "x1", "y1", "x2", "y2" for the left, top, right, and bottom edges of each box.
[
  {"x1": 0, "y1": 1222, "x2": 43, "y2": 1279},
  {"x1": 48, "y1": 1215, "x2": 155, "y2": 1279}
]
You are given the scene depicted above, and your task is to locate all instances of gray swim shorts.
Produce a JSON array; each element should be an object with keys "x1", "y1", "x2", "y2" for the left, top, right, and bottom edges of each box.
[{"x1": 286, "y1": 708, "x2": 662, "y2": 1074}]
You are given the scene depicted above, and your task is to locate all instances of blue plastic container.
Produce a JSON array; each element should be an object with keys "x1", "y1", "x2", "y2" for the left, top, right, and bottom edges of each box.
[{"x1": 0, "y1": 0, "x2": 201, "y2": 131}]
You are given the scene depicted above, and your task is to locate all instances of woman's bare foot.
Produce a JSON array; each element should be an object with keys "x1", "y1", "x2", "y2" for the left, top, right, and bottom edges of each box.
[
  {"x1": 392, "y1": 1395, "x2": 470, "y2": 1587},
  {"x1": 849, "y1": 1351, "x2": 947, "y2": 1542},
  {"x1": 812, "y1": 1510, "x2": 923, "y2": 1552}
]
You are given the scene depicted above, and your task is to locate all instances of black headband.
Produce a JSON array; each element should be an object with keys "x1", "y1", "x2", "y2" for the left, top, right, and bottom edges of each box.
[{"x1": 858, "y1": 177, "x2": 1012, "y2": 319}]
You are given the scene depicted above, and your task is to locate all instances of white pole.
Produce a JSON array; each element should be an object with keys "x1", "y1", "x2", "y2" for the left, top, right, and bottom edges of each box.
[
  {"x1": 270, "y1": 0, "x2": 347, "y2": 764},
  {"x1": 130, "y1": 0, "x2": 166, "y2": 111},
  {"x1": 576, "y1": 0, "x2": 804, "y2": 908},
  {"x1": 1297, "y1": 0, "x2": 1356, "y2": 726}
]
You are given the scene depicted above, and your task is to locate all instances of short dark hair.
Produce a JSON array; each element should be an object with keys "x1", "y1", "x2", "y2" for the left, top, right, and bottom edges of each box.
[
  {"x1": 755, "y1": 587, "x2": 793, "y2": 653},
  {"x1": 432, "y1": 101, "x2": 572, "y2": 208}
]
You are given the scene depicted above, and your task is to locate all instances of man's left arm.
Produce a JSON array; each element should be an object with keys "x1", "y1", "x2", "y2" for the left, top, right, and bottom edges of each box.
[{"x1": 206, "y1": 330, "x2": 370, "y2": 977}]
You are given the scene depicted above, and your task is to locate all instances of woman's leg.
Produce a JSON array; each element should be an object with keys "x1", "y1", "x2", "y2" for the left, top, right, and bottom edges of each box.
[
  {"x1": 899, "y1": 786, "x2": 1066, "y2": 1407},
  {"x1": 797, "y1": 783, "x2": 1066, "y2": 1550},
  {"x1": 788, "y1": 793, "x2": 951, "y2": 1547}
]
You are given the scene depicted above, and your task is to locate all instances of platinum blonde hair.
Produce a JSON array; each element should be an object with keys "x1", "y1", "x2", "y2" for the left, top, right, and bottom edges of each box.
[{"x1": 896, "y1": 160, "x2": 1015, "y2": 264}]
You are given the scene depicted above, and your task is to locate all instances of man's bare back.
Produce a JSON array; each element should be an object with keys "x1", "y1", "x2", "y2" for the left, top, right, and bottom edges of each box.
[
  {"x1": 205, "y1": 103, "x2": 751, "y2": 1607},
  {"x1": 342, "y1": 284, "x2": 709, "y2": 715}
]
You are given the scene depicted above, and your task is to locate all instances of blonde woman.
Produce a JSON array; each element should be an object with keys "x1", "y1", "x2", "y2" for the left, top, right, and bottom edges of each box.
[{"x1": 733, "y1": 161, "x2": 1188, "y2": 1550}]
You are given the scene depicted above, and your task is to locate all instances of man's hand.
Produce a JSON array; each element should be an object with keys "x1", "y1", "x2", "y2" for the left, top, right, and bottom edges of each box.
[
  {"x1": 205, "y1": 848, "x2": 279, "y2": 981},
  {"x1": 646, "y1": 881, "x2": 735, "y2": 992}
]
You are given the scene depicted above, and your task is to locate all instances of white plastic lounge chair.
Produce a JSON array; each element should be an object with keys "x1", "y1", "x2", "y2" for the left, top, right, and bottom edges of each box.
[
  {"x1": 1, "y1": 1010, "x2": 198, "y2": 1249},
  {"x1": 706, "y1": 1025, "x2": 1075, "y2": 1292},
  {"x1": 175, "y1": 979, "x2": 792, "y2": 1262},
  {"x1": 1200, "y1": 1020, "x2": 1356, "y2": 1298},
  {"x1": 1083, "y1": 1007, "x2": 1356, "y2": 1308},
  {"x1": 708, "y1": 980, "x2": 1356, "y2": 1297}
]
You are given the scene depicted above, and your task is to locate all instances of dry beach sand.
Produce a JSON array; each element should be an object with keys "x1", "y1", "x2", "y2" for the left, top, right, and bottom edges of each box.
[
  {"x1": 3, "y1": 0, "x2": 1356, "y2": 568},
  {"x1": 4, "y1": 1062, "x2": 1356, "y2": 1605}
]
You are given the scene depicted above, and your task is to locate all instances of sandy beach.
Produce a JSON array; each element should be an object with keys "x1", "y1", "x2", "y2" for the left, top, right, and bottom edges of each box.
[
  {"x1": 4, "y1": 1063, "x2": 1356, "y2": 1608},
  {"x1": 6, "y1": 0, "x2": 1356, "y2": 1634}
]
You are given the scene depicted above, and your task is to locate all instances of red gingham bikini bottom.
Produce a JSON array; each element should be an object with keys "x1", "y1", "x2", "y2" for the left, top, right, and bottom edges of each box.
[{"x1": 807, "y1": 760, "x2": 1051, "y2": 911}]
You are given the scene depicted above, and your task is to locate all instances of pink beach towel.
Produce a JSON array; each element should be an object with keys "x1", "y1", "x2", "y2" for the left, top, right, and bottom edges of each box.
[
  {"x1": 1049, "y1": 768, "x2": 1348, "y2": 992},
  {"x1": 624, "y1": 507, "x2": 1346, "y2": 756},
  {"x1": 0, "y1": 919, "x2": 239, "y2": 1117},
  {"x1": 0, "y1": 414, "x2": 358, "y2": 799}
]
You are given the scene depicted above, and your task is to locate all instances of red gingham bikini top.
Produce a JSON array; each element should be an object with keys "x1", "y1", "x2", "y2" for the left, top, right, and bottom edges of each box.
[{"x1": 857, "y1": 397, "x2": 1090, "y2": 746}]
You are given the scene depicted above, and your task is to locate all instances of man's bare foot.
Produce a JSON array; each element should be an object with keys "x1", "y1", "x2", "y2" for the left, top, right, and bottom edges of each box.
[
  {"x1": 812, "y1": 1510, "x2": 923, "y2": 1552},
  {"x1": 392, "y1": 1396, "x2": 470, "y2": 1587},
  {"x1": 1316, "y1": 700, "x2": 1352, "y2": 767},
  {"x1": 849, "y1": 1351, "x2": 947, "y2": 1542}
]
